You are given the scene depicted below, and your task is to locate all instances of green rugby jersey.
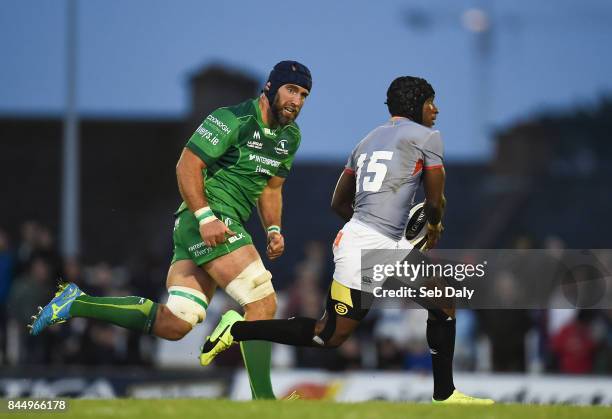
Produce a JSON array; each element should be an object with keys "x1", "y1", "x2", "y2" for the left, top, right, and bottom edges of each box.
[{"x1": 176, "y1": 98, "x2": 302, "y2": 223}]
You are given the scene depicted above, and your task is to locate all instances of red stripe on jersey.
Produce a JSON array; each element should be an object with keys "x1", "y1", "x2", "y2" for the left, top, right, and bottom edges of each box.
[
  {"x1": 424, "y1": 164, "x2": 444, "y2": 171},
  {"x1": 344, "y1": 167, "x2": 356, "y2": 175},
  {"x1": 412, "y1": 159, "x2": 424, "y2": 176}
]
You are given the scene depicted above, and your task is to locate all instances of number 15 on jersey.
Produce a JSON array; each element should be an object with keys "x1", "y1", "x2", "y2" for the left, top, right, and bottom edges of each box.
[{"x1": 355, "y1": 151, "x2": 394, "y2": 193}]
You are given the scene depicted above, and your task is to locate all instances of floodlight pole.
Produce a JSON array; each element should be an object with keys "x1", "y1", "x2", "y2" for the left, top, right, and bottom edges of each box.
[
  {"x1": 404, "y1": 4, "x2": 495, "y2": 160},
  {"x1": 61, "y1": 0, "x2": 80, "y2": 258},
  {"x1": 471, "y1": 2, "x2": 493, "y2": 160}
]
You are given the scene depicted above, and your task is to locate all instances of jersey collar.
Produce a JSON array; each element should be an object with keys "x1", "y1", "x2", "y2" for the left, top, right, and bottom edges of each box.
[
  {"x1": 253, "y1": 97, "x2": 295, "y2": 135},
  {"x1": 388, "y1": 116, "x2": 414, "y2": 126},
  {"x1": 253, "y1": 98, "x2": 270, "y2": 129}
]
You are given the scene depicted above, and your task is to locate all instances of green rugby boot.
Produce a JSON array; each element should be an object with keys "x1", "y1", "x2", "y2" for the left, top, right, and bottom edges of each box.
[{"x1": 199, "y1": 310, "x2": 244, "y2": 366}]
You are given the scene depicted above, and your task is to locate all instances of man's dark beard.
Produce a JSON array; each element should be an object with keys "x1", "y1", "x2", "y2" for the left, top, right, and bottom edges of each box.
[{"x1": 271, "y1": 96, "x2": 299, "y2": 127}]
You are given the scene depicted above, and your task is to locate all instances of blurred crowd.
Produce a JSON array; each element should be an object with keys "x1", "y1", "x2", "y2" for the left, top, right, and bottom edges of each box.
[
  {"x1": 0, "y1": 221, "x2": 162, "y2": 366},
  {"x1": 1, "y1": 222, "x2": 611, "y2": 375}
]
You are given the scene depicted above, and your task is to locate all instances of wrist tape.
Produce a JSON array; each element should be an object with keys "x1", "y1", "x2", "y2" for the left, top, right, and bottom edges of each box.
[{"x1": 194, "y1": 206, "x2": 217, "y2": 226}]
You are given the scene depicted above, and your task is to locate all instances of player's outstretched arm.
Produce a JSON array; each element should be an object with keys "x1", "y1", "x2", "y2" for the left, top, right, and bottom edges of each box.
[
  {"x1": 257, "y1": 176, "x2": 285, "y2": 260},
  {"x1": 176, "y1": 148, "x2": 234, "y2": 247},
  {"x1": 423, "y1": 166, "x2": 446, "y2": 249},
  {"x1": 331, "y1": 170, "x2": 356, "y2": 222}
]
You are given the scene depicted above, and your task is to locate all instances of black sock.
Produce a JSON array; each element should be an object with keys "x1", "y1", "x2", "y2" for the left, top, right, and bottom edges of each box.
[
  {"x1": 427, "y1": 318, "x2": 456, "y2": 400},
  {"x1": 231, "y1": 317, "x2": 317, "y2": 347}
]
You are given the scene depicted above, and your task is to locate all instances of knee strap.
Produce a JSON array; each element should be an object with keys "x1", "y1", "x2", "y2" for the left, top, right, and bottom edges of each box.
[
  {"x1": 224, "y1": 260, "x2": 275, "y2": 306},
  {"x1": 166, "y1": 286, "x2": 208, "y2": 327}
]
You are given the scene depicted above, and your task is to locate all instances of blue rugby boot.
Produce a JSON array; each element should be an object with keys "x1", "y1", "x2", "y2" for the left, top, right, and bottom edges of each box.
[{"x1": 28, "y1": 281, "x2": 84, "y2": 336}]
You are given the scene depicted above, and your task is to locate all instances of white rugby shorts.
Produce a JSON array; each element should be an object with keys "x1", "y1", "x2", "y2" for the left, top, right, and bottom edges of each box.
[{"x1": 332, "y1": 218, "x2": 413, "y2": 291}]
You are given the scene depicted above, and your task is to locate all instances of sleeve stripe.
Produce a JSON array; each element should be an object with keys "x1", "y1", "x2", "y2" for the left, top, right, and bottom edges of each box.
[
  {"x1": 344, "y1": 167, "x2": 356, "y2": 175},
  {"x1": 424, "y1": 164, "x2": 444, "y2": 170}
]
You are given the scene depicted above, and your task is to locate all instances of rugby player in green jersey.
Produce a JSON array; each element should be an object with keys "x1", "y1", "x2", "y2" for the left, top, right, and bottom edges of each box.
[{"x1": 29, "y1": 61, "x2": 312, "y2": 400}]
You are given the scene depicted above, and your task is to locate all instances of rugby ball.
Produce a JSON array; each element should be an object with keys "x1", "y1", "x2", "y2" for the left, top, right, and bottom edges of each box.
[{"x1": 405, "y1": 201, "x2": 428, "y2": 250}]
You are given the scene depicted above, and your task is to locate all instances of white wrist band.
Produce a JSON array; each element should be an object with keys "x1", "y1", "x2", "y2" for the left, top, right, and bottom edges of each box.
[
  {"x1": 194, "y1": 206, "x2": 217, "y2": 226},
  {"x1": 267, "y1": 225, "x2": 281, "y2": 235}
]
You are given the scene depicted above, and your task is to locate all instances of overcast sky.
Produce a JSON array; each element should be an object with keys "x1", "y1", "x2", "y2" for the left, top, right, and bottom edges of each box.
[{"x1": 1, "y1": 0, "x2": 611, "y2": 161}]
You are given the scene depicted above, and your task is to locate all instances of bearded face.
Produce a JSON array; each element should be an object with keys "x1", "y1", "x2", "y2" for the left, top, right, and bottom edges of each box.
[{"x1": 270, "y1": 84, "x2": 309, "y2": 126}]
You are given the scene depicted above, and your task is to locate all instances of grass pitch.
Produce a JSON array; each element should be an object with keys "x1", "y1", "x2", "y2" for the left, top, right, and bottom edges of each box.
[{"x1": 18, "y1": 399, "x2": 607, "y2": 419}]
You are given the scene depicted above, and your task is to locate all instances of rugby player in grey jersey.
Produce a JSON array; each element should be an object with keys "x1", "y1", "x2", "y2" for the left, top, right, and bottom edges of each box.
[{"x1": 200, "y1": 77, "x2": 493, "y2": 405}]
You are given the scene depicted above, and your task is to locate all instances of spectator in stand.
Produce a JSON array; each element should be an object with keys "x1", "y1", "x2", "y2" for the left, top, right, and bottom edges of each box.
[
  {"x1": 285, "y1": 265, "x2": 323, "y2": 319},
  {"x1": 15, "y1": 221, "x2": 39, "y2": 275},
  {"x1": 33, "y1": 226, "x2": 62, "y2": 277},
  {"x1": 0, "y1": 229, "x2": 14, "y2": 364},
  {"x1": 0, "y1": 230, "x2": 13, "y2": 298},
  {"x1": 8, "y1": 257, "x2": 53, "y2": 330},
  {"x1": 7, "y1": 257, "x2": 53, "y2": 363},
  {"x1": 73, "y1": 262, "x2": 130, "y2": 365},
  {"x1": 15, "y1": 222, "x2": 61, "y2": 278},
  {"x1": 542, "y1": 235, "x2": 573, "y2": 372},
  {"x1": 62, "y1": 257, "x2": 82, "y2": 284},
  {"x1": 593, "y1": 309, "x2": 612, "y2": 374},
  {"x1": 479, "y1": 270, "x2": 532, "y2": 372},
  {"x1": 551, "y1": 310, "x2": 597, "y2": 374}
]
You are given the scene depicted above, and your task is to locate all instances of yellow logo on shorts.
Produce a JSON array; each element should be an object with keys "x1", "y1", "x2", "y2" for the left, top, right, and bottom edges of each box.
[{"x1": 334, "y1": 303, "x2": 348, "y2": 316}]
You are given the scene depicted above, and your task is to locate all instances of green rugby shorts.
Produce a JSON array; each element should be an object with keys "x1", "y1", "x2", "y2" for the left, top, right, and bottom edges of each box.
[{"x1": 171, "y1": 209, "x2": 253, "y2": 266}]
